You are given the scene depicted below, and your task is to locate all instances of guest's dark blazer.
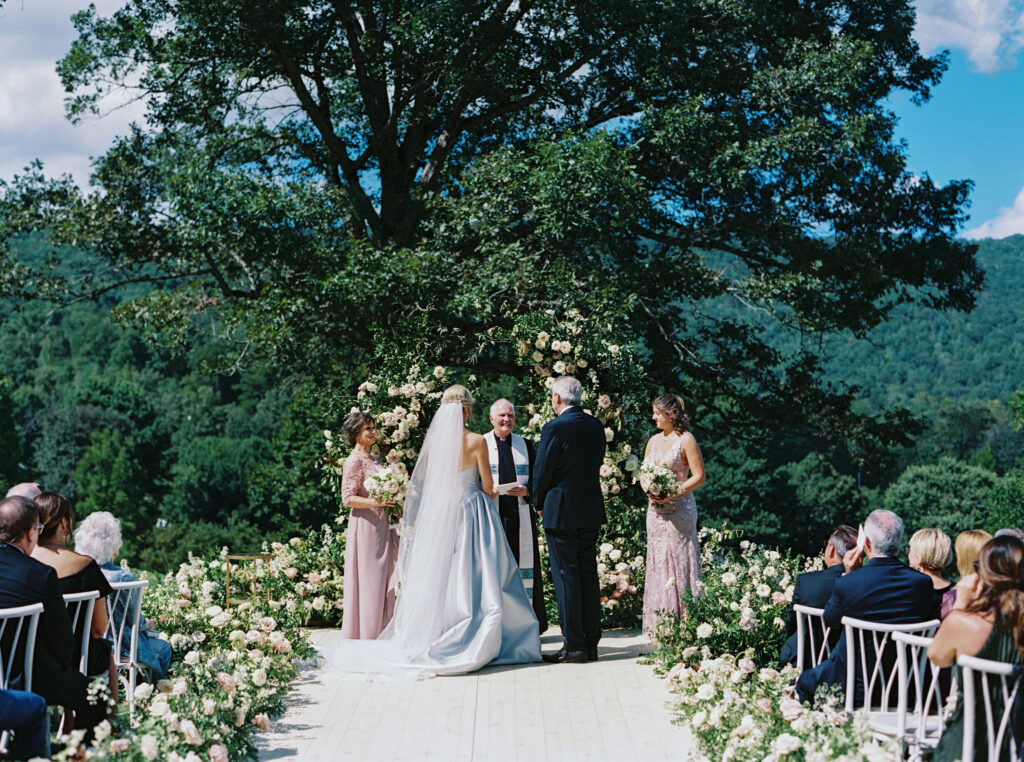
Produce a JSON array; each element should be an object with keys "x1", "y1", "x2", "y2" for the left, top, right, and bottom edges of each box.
[
  {"x1": 0, "y1": 543, "x2": 77, "y2": 698},
  {"x1": 797, "y1": 555, "x2": 934, "y2": 703},
  {"x1": 533, "y1": 406, "x2": 606, "y2": 531},
  {"x1": 779, "y1": 562, "x2": 844, "y2": 665}
]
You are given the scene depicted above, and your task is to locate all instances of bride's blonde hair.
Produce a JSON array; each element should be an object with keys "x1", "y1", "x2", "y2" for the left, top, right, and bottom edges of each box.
[{"x1": 441, "y1": 384, "x2": 474, "y2": 406}]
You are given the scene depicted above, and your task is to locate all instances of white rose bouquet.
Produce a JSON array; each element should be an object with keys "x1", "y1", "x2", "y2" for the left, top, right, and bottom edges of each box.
[
  {"x1": 364, "y1": 464, "x2": 408, "y2": 520},
  {"x1": 636, "y1": 462, "x2": 681, "y2": 499}
]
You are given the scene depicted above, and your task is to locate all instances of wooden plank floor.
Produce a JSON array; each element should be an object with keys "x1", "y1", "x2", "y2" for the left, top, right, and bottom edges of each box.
[{"x1": 257, "y1": 628, "x2": 693, "y2": 761}]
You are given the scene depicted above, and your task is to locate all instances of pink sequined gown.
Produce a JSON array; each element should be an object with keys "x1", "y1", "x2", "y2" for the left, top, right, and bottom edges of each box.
[
  {"x1": 642, "y1": 438, "x2": 701, "y2": 632},
  {"x1": 340, "y1": 452, "x2": 399, "y2": 639}
]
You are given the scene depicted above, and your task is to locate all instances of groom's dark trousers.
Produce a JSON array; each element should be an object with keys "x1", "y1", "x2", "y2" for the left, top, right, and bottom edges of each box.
[{"x1": 533, "y1": 406, "x2": 607, "y2": 654}]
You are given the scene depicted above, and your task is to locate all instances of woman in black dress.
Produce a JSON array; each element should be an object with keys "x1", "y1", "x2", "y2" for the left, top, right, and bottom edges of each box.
[{"x1": 30, "y1": 493, "x2": 116, "y2": 705}]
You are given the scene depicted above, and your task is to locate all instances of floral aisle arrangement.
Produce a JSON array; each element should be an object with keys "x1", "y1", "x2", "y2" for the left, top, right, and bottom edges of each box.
[
  {"x1": 52, "y1": 549, "x2": 319, "y2": 762},
  {"x1": 650, "y1": 527, "x2": 800, "y2": 670},
  {"x1": 666, "y1": 654, "x2": 896, "y2": 761}
]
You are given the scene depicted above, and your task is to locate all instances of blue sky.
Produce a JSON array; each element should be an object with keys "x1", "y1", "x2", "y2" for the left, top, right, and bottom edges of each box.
[{"x1": 1, "y1": 0, "x2": 1024, "y2": 239}]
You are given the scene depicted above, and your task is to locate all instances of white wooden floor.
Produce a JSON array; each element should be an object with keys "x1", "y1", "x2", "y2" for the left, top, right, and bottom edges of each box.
[{"x1": 256, "y1": 628, "x2": 693, "y2": 761}]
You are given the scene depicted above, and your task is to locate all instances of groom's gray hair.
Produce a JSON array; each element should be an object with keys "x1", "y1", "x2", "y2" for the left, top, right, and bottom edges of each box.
[
  {"x1": 489, "y1": 398, "x2": 515, "y2": 417},
  {"x1": 552, "y1": 376, "x2": 582, "y2": 406}
]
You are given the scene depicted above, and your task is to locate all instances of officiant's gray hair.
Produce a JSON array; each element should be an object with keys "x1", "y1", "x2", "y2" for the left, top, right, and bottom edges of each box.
[
  {"x1": 552, "y1": 376, "x2": 582, "y2": 406},
  {"x1": 489, "y1": 399, "x2": 515, "y2": 417}
]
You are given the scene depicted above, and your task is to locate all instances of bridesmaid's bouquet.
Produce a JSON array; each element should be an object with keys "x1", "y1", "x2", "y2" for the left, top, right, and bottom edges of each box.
[
  {"x1": 364, "y1": 464, "x2": 408, "y2": 520},
  {"x1": 636, "y1": 462, "x2": 682, "y2": 499}
]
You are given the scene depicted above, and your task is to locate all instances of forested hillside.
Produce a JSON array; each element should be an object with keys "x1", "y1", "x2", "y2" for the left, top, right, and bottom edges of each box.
[
  {"x1": 823, "y1": 235, "x2": 1024, "y2": 407},
  {"x1": 1, "y1": 235, "x2": 1021, "y2": 565},
  {"x1": 0, "y1": 236, "x2": 336, "y2": 569}
]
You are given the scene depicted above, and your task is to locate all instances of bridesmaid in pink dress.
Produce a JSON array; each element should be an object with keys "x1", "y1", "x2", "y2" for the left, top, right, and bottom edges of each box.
[
  {"x1": 340, "y1": 411, "x2": 399, "y2": 639},
  {"x1": 641, "y1": 394, "x2": 706, "y2": 633}
]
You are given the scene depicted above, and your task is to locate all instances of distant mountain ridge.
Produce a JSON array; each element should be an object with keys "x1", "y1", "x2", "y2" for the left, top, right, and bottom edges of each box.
[{"x1": 820, "y1": 235, "x2": 1024, "y2": 407}]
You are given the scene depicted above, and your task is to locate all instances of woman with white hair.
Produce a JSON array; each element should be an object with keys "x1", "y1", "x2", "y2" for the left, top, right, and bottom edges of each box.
[{"x1": 74, "y1": 512, "x2": 172, "y2": 680}]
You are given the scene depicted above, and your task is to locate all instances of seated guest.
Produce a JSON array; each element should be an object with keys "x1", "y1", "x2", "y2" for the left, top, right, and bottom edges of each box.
[
  {"x1": 74, "y1": 512, "x2": 172, "y2": 680},
  {"x1": 779, "y1": 524, "x2": 857, "y2": 666},
  {"x1": 0, "y1": 496, "x2": 107, "y2": 736},
  {"x1": 954, "y1": 529, "x2": 992, "y2": 579},
  {"x1": 0, "y1": 688, "x2": 48, "y2": 760},
  {"x1": 995, "y1": 527, "x2": 1024, "y2": 541},
  {"x1": 796, "y1": 509, "x2": 934, "y2": 704},
  {"x1": 30, "y1": 493, "x2": 116, "y2": 698},
  {"x1": 908, "y1": 528, "x2": 956, "y2": 619},
  {"x1": 928, "y1": 535, "x2": 1024, "y2": 762}
]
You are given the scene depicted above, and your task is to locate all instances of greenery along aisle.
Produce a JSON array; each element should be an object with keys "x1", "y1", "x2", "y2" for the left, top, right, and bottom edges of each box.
[
  {"x1": 323, "y1": 311, "x2": 651, "y2": 628},
  {"x1": 649, "y1": 529, "x2": 895, "y2": 761}
]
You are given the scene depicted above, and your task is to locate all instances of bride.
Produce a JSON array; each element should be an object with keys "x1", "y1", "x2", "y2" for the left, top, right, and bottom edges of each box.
[{"x1": 321, "y1": 384, "x2": 541, "y2": 677}]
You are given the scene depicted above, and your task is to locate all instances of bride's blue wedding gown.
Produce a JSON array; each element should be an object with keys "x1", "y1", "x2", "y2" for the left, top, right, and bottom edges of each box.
[{"x1": 321, "y1": 466, "x2": 540, "y2": 677}]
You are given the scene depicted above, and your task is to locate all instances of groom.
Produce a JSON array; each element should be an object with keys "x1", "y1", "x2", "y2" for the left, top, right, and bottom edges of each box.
[{"x1": 533, "y1": 376, "x2": 606, "y2": 664}]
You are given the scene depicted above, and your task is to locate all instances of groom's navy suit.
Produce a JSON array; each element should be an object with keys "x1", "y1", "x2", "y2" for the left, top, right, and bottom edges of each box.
[{"x1": 533, "y1": 405, "x2": 606, "y2": 655}]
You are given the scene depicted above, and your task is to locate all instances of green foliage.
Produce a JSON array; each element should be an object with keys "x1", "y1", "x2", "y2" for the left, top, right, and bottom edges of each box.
[
  {"x1": 650, "y1": 528, "x2": 800, "y2": 670},
  {"x1": 882, "y1": 457, "x2": 998, "y2": 537},
  {"x1": 0, "y1": 377, "x2": 21, "y2": 487},
  {"x1": 986, "y1": 468, "x2": 1024, "y2": 533},
  {"x1": 72, "y1": 429, "x2": 148, "y2": 532},
  {"x1": 131, "y1": 518, "x2": 267, "y2": 575}
]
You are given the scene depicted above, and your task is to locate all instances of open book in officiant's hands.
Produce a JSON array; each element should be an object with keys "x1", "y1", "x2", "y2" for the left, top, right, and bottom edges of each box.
[{"x1": 496, "y1": 482, "x2": 519, "y2": 496}]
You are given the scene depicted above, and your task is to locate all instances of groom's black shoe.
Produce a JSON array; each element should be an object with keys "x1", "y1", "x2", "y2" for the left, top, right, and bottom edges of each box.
[
  {"x1": 542, "y1": 648, "x2": 587, "y2": 664},
  {"x1": 586, "y1": 646, "x2": 599, "y2": 662}
]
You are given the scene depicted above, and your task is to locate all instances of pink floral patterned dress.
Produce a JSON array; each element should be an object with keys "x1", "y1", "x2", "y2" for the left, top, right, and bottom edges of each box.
[
  {"x1": 642, "y1": 435, "x2": 701, "y2": 633},
  {"x1": 340, "y1": 451, "x2": 398, "y2": 639}
]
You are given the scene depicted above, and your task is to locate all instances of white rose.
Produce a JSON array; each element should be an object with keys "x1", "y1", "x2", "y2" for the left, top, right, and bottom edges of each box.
[
  {"x1": 604, "y1": 428, "x2": 614, "y2": 442},
  {"x1": 696, "y1": 623, "x2": 713, "y2": 638},
  {"x1": 691, "y1": 709, "x2": 707, "y2": 728},
  {"x1": 609, "y1": 549, "x2": 622, "y2": 561},
  {"x1": 203, "y1": 698, "x2": 217, "y2": 715},
  {"x1": 140, "y1": 734, "x2": 159, "y2": 761},
  {"x1": 553, "y1": 360, "x2": 566, "y2": 374},
  {"x1": 756, "y1": 583, "x2": 771, "y2": 597},
  {"x1": 134, "y1": 682, "x2": 154, "y2": 700},
  {"x1": 184, "y1": 650, "x2": 201, "y2": 665},
  {"x1": 252, "y1": 668, "x2": 268, "y2": 687},
  {"x1": 721, "y1": 572, "x2": 737, "y2": 585},
  {"x1": 774, "y1": 733, "x2": 802, "y2": 756}
]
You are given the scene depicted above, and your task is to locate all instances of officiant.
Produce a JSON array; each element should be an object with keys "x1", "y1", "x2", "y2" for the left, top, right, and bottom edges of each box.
[{"x1": 485, "y1": 398, "x2": 548, "y2": 633}]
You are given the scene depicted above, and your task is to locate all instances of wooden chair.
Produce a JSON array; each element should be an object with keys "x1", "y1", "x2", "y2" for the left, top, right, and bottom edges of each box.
[
  {"x1": 841, "y1": 616, "x2": 940, "y2": 739},
  {"x1": 793, "y1": 604, "x2": 831, "y2": 672},
  {"x1": 959, "y1": 652, "x2": 1024, "y2": 762},
  {"x1": 0, "y1": 603, "x2": 43, "y2": 755},
  {"x1": 105, "y1": 580, "x2": 150, "y2": 719},
  {"x1": 894, "y1": 631, "x2": 955, "y2": 761}
]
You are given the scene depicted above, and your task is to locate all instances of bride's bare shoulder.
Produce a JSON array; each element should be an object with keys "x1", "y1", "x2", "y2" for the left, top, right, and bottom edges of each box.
[{"x1": 464, "y1": 430, "x2": 484, "y2": 448}]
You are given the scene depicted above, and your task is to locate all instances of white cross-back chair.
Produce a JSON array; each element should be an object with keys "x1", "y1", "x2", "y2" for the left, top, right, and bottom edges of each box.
[
  {"x1": 841, "y1": 616, "x2": 940, "y2": 739},
  {"x1": 0, "y1": 603, "x2": 43, "y2": 756},
  {"x1": 894, "y1": 632, "x2": 956, "y2": 761},
  {"x1": 959, "y1": 652, "x2": 1024, "y2": 762},
  {"x1": 62, "y1": 591, "x2": 99, "y2": 675},
  {"x1": 61, "y1": 590, "x2": 100, "y2": 734},
  {"x1": 793, "y1": 604, "x2": 832, "y2": 672},
  {"x1": 105, "y1": 579, "x2": 149, "y2": 719}
]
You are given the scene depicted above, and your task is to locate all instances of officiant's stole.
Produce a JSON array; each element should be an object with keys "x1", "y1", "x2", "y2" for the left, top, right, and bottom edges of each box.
[{"x1": 484, "y1": 431, "x2": 535, "y2": 602}]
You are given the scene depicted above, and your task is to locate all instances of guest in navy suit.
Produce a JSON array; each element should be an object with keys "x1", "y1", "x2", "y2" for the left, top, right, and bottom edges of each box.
[
  {"x1": 779, "y1": 525, "x2": 857, "y2": 666},
  {"x1": 796, "y1": 509, "x2": 934, "y2": 703},
  {"x1": 0, "y1": 496, "x2": 106, "y2": 738},
  {"x1": 534, "y1": 376, "x2": 606, "y2": 664}
]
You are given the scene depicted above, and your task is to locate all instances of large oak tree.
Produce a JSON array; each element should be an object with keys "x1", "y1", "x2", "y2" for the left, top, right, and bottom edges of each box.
[{"x1": 0, "y1": 0, "x2": 980, "y2": 456}]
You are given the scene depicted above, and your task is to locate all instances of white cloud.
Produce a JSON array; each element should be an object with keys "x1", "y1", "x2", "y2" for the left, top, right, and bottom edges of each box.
[
  {"x1": 914, "y1": 0, "x2": 1024, "y2": 73},
  {"x1": 0, "y1": 0, "x2": 145, "y2": 189},
  {"x1": 964, "y1": 186, "x2": 1024, "y2": 238}
]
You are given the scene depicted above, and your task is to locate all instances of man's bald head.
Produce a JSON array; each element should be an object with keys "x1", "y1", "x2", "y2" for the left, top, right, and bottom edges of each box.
[
  {"x1": 0, "y1": 495, "x2": 39, "y2": 547},
  {"x1": 5, "y1": 483, "x2": 41, "y2": 500}
]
